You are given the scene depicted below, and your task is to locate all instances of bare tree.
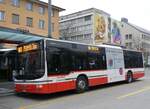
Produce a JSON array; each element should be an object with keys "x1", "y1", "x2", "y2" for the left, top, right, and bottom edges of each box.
[
  {"x1": 132, "y1": 36, "x2": 142, "y2": 50},
  {"x1": 60, "y1": 22, "x2": 74, "y2": 40}
]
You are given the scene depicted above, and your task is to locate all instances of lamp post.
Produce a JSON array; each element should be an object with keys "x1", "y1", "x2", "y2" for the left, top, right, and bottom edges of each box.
[{"x1": 48, "y1": 0, "x2": 52, "y2": 38}]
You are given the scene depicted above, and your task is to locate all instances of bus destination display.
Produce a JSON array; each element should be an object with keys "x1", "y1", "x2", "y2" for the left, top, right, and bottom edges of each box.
[{"x1": 17, "y1": 43, "x2": 39, "y2": 53}]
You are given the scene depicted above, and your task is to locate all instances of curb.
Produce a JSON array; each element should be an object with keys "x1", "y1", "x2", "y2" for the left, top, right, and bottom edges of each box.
[
  {"x1": 0, "y1": 92, "x2": 15, "y2": 97},
  {"x1": 0, "y1": 88, "x2": 15, "y2": 97},
  {"x1": 0, "y1": 90, "x2": 15, "y2": 97}
]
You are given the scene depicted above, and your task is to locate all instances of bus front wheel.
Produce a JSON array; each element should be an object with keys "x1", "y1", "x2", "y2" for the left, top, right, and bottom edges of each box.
[{"x1": 76, "y1": 76, "x2": 88, "y2": 93}]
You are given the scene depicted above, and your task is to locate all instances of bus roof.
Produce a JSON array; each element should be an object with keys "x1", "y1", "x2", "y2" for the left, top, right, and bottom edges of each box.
[
  {"x1": 19, "y1": 38, "x2": 142, "y2": 52},
  {"x1": 43, "y1": 38, "x2": 122, "y2": 49}
]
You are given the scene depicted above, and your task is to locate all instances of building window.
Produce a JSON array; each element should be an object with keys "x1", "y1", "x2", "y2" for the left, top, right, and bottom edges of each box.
[
  {"x1": 125, "y1": 42, "x2": 132, "y2": 48},
  {"x1": 12, "y1": 14, "x2": 19, "y2": 24},
  {"x1": 52, "y1": 23, "x2": 54, "y2": 32},
  {"x1": 84, "y1": 15, "x2": 91, "y2": 21},
  {"x1": 26, "y1": 2, "x2": 33, "y2": 11},
  {"x1": 71, "y1": 36, "x2": 77, "y2": 40},
  {"x1": 129, "y1": 34, "x2": 132, "y2": 39},
  {"x1": 142, "y1": 34, "x2": 144, "y2": 39},
  {"x1": 77, "y1": 35, "x2": 84, "y2": 40},
  {"x1": 128, "y1": 42, "x2": 132, "y2": 48},
  {"x1": 125, "y1": 43, "x2": 128, "y2": 47},
  {"x1": 51, "y1": 9, "x2": 54, "y2": 17},
  {"x1": 26, "y1": 17, "x2": 33, "y2": 27},
  {"x1": 11, "y1": 0, "x2": 20, "y2": 7},
  {"x1": 77, "y1": 26, "x2": 84, "y2": 32},
  {"x1": 84, "y1": 34, "x2": 91, "y2": 39},
  {"x1": 85, "y1": 24, "x2": 91, "y2": 30},
  {"x1": 0, "y1": 11, "x2": 5, "y2": 21},
  {"x1": 39, "y1": 20, "x2": 45, "y2": 29},
  {"x1": 125, "y1": 34, "x2": 128, "y2": 39},
  {"x1": 39, "y1": 6, "x2": 45, "y2": 14}
]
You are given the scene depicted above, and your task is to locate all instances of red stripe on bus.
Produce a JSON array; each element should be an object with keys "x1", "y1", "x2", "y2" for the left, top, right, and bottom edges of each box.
[
  {"x1": 15, "y1": 76, "x2": 108, "y2": 94},
  {"x1": 15, "y1": 81, "x2": 76, "y2": 94},
  {"x1": 15, "y1": 84, "x2": 49, "y2": 94},
  {"x1": 89, "y1": 77, "x2": 108, "y2": 86},
  {"x1": 133, "y1": 72, "x2": 144, "y2": 79},
  {"x1": 125, "y1": 72, "x2": 144, "y2": 80}
]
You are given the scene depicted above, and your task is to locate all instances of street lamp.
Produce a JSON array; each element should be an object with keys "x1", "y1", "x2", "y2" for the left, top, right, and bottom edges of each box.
[{"x1": 48, "y1": 0, "x2": 52, "y2": 38}]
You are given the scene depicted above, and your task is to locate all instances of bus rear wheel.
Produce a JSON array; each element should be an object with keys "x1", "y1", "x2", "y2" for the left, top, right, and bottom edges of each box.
[
  {"x1": 126, "y1": 72, "x2": 133, "y2": 83},
  {"x1": 76, "y1": 76, "x2": 88, "y2": 93}
]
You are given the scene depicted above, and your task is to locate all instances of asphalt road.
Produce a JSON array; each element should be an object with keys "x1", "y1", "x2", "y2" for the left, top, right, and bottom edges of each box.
[{"x1": 0, "y1": 68, "x2": 150, "y2": 109}]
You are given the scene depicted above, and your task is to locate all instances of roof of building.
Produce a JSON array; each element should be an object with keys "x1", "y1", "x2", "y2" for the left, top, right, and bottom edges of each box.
[
  {"x1": 60, "y1": 8, "x2": 110, "y2": 20},
  {"x1": 126, "y1": 22, "x2": 150, "y2": 35},
  {"x1": 30, "y1": 0, "x2": 65, "y2": 11},
  {"x1": 92, "y1": 8, "x2": 110, "y2": 16}
]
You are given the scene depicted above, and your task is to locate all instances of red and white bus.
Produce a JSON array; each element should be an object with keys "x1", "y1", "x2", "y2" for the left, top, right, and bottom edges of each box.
[{"x1": 14, "y1": 39, "x2": 144, "y2": 94}]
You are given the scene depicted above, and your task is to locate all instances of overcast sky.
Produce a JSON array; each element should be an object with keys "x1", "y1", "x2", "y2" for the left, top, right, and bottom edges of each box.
[{"x1": 42, "y1": 0, "x2": 150, "y2": 30}]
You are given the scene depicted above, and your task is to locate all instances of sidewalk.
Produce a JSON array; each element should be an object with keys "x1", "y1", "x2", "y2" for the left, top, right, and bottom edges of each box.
[{"x1": 0, "y1": 82, "x2": 15, "y2": 96}]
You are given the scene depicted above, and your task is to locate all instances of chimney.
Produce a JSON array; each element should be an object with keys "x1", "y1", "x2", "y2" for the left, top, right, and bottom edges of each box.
[{"x1": 121, "y1": 18, "x2": 128, "y2": 23}]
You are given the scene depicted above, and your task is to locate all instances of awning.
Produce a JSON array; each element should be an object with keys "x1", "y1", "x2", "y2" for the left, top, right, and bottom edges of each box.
[
  {"x1": 0, "y1": 48, "x2": 16, "y2": 52},
  {"x1": 0, "y1": 31, "x2": 44, "y2": 43}
]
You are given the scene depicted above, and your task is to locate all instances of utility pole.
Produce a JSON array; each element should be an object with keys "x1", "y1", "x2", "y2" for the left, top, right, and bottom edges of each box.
[{"x1": 48, "y1": 0, "x2": 52, "y2": 38}]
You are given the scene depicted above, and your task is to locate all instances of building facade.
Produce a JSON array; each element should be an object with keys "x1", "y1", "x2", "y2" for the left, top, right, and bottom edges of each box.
[
  {"x1": 121, "y1": 18, "x2": 150, "y2": 64},
  {"x1": 0, "y1": 0, "x2": 64, "y2": 39},
  {"x1": 60, "y1": 8, "x2": 111, "y2": 45}
]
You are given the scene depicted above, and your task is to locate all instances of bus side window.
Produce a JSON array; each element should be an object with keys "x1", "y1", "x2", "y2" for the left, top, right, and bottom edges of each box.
[
  {"x1": 47, "y1": 47, "x2": 60, "y2": 74},
  {"x1": 71, "y1": 54, "x2": 82, "y2": 71},
  {"x1": 48, "y1": 53, "x2": 60, "y2": 73},
  {"x1": 71, "y1": 52, "x2": 88, "y2": 71},
  {"x1": 47, "y1": 47, "x2": 72, "y2": 75},
  {"x1": 88, "y1": 56, "x2": 97, "y2": 70},
  {"x1": 59, "y1": 50, "x2": 71, "y2": 74},
  {"x1": 124, "y1": 50, "x2": 143, "y2": 68},
  {"x1": 87, "y1": 52, "x2": 106, "y2": 70}
]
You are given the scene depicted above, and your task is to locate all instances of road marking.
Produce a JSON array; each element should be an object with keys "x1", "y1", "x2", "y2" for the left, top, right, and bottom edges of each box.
[{"x1": 117, "y1": 86, "x2": 150, "y2": 99}]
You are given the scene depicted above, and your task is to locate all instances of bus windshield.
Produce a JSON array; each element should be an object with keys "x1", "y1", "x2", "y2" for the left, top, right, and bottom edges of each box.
[{"x1": 15, "y1": 50, "x2": 45, "y2": 80}]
